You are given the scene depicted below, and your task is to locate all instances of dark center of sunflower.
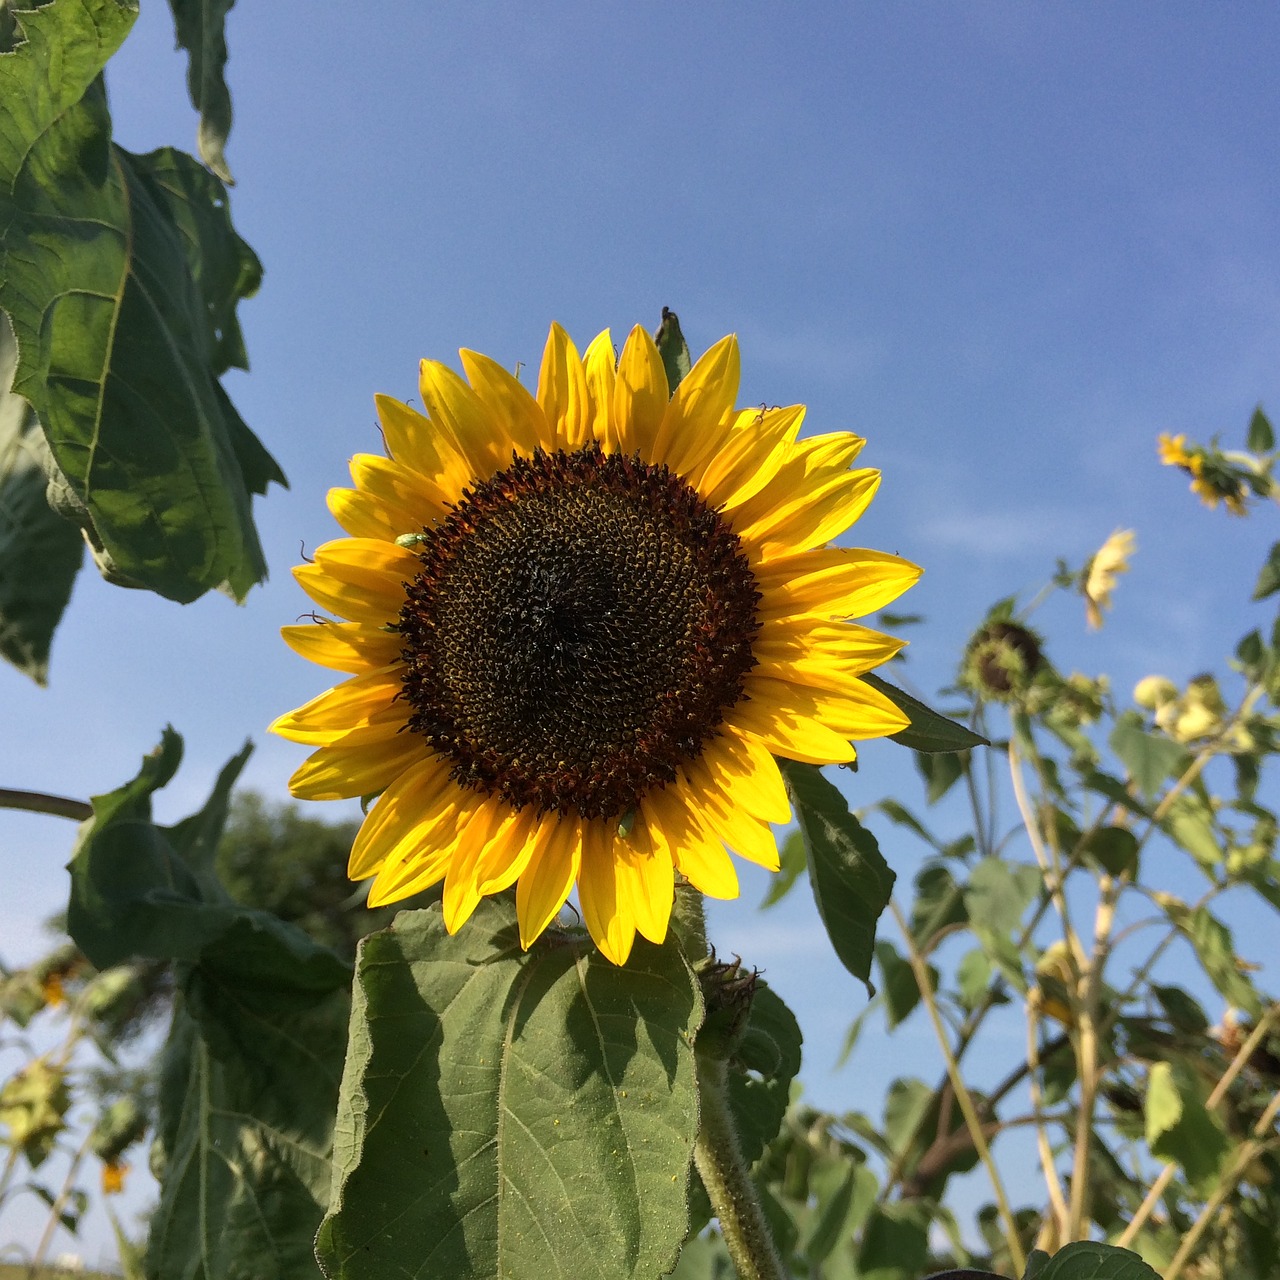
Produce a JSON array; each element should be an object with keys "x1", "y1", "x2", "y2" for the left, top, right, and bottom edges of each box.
[{"x1": 395, "y1": 445, "x2": 760, "y2": 819}]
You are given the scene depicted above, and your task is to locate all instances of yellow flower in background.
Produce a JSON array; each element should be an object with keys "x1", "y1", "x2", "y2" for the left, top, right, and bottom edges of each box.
[
  {"x1": 271, "y1": 324, "x2": 920, "y2": 963},
  {"x1": 1158, "y1": 432, "x2": 1249, "y2": 515},
  {"x1": 101, "y1": 1159, "x2": 128, "y2": 1195},
  {"x1": 1083, "y1": 528, "x2": 1136, "y2": 630},
  {"x1": 1157, "y1": 432, "x2": 1194, "y2": 469}
]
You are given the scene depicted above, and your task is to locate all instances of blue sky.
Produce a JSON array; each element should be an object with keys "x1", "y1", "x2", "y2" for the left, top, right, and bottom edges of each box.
[{"x1": 4, "y1": 0, "x2": 1280, "y2": 1262}]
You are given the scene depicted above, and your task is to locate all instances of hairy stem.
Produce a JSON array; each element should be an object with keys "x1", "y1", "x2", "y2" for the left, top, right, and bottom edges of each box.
[{"x1": 693, "y1": 1050, "x2": 786, "y2": 1280}]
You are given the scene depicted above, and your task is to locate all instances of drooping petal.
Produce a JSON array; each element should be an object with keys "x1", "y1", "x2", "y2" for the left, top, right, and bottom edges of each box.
[
  {"x1": 645, "y1": 785, "x2": 739, "y2": 899},
  {"x1": 347, "y1": 754, "x2": 458, "y2": 879},
  {"x1": 442, "y1": 796, "x2": 509, "y2": 933},
  {"x1": 516, "y1": 816, "x2": 582, "y2": 947},
  {"x1": 697, "y1": 731, "x2": 792, "y2": 824},
  {"x1": 617, "y1": 821, "x2": 674, "y2": 944},
  {"x1": 577, "y1": 820, "x2": 636, "y2": 965}
]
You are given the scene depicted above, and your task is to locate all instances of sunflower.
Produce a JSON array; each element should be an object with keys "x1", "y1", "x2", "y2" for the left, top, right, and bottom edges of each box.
[{"x1": 271, "y1": 324, "x2": 920, "y2": 964}]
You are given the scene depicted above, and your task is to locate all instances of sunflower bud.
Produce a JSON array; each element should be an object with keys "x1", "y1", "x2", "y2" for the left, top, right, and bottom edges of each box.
[
  {"x1": 1134, "y1": 675, "x2": 1178, "y2": 710},
  {"x1": 961, "y1": 620, "x2": 1045, "y2": 701}
]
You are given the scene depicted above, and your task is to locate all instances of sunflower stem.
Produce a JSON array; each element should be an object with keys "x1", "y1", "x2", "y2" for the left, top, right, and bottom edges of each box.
[
  {"x1": 671, "y1": 880, "x2": 710, "y2": 960},
  {"x1": 693, "y1": 1049, "x2": 787, "y2": 1280}
]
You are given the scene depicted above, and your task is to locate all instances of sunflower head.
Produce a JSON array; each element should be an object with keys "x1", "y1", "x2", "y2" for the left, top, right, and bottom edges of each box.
[
  {"x1": 961, "y1": 618, "x2": 1045, "y2": 702},
  {"x1": 271, "y1": 323, "x2": 920, "y2": 963}
]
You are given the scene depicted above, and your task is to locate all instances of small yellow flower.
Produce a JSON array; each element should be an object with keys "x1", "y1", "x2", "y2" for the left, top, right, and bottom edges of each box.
[
  {"x1": 101, "y1": 1159, "x2": 128, "y2": 1195},
  {"x1": 38, "y1": 972, "x2": 65, "y2": 1008},
  {"x1": 1134, "y1": 675, "x2": 1177, "y2": 711},
  {"x1": 1157, "y1": 432, "x2": 1194, "y2": 468},
  {"x1": 1083, "y1": 528, "x2": 1135, "y2": 630},
  {"x1": 272, "y1": 324, "x2": 921, "y2": 964}
]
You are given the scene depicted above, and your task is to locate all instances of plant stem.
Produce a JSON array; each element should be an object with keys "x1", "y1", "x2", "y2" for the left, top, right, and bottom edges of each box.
[
  {"x1": 1026, "y1": 1008, "x2": 1069, "y2": 1245},
  {"x1": 28, "y1": 1127, "x2": 92, "y2": 1277},
  {"x1": 891, "y1": 901, "x2": 1028, "y2": 1277},
  {"x1": 693, "y1": 1049, "x2": 787, "y2": 1280},
  {"x1": 0, "y1": 788, "x2": 92, "y2": 822}
]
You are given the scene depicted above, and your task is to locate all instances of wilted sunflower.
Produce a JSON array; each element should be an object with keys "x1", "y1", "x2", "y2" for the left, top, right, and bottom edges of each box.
[{"x1": 271, "y1": 324, "x2": 920, "y2": 963}]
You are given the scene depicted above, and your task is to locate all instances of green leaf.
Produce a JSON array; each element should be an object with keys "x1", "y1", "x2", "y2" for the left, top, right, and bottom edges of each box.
[
  {"x1": 655, "y1": 306, "x2": 692, "y2": 393},
  {"x1": 1151, "y1": 983, "x2": 1209, "y2": 1034},
  {"x1": 1080, "y1": 769, "x2": 1153, "y2": 819},
  {"x1": 875, "y1": 939, "x2": 935, "y2": 1028},
  {"x1": 1248, "y1": 404, "x2": 1275, "y2": 453},
  {"x1": 863, "y1": 673, "x2": 988, "y2": 752},
  {"x1": 1254, "y1": 541, "x2": 1280, "y2": 601},
  {"x1": 964, "y1": 858, "x2": 1040, "y2": 937},
  {"x1": 1143, "y1": 1059, "x2": 1229, "y2": 1193},
  {"x1": 0, "y1": 314, "x2": 82, "y2": 683},
  {"x1": 780, "y1": 761, "x2": 895, "y2": 992},
  {"x1": 1184, "y1": 906, "x2": 1262, "y2": 1016},
  {"x1": 166, "y1": 0, "x2": 236, "y2": 184},
  {"x1": 1109, "y1": 713, "x2": 1191, "y2": 798},
  {"x1": 955, "y1": 947, "x2": 992, "y2": 1011},
  {"x1": 1160, "y1": 792, "x2": 1222, "y2": 870},
  {"x1": 728, "y1": 982, "x2": 803, "y2": 1169},
  {"x1": 62, "y1": 730, "x2": 353, "y2": 1279},
  {"x1": 1081, "y1": 826, "x2": 1139, "y2": 878},
  {"x1": 316, "y1": 902, "x2": 700, "y2": 1280},
  {"x1": 908, "y1": 862, "x2": 968, "y2": 950},
  {"x1": 760, "y1": 828, "x2": 806, "y2": 908},
  {"x1": 0, "y1": 2, "x2": 284, "y2": 604},
  {"x1": 855, "y1": 1201, "x2": 931, "y2": 1280},
  {"x1": 915, "y1": 746, "x2": 964, "y2": 804},
  {"x1": 1031, "y1": 1243, "x2": 1161, "y2": 1280}
]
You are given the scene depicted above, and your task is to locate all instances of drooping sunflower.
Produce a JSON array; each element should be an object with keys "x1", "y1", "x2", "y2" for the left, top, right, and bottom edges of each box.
[{"x1": 271, "y1": 323, "x2": 920, "y2": 964}]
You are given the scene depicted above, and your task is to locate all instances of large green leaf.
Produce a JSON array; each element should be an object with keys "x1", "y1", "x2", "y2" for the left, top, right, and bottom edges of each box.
[
  {"x1": 0, "y1": 1, "x2": 283, "y2": 604},
  {"x1": 316, "y1": 903, "x2": 701, "y2": 1280},
  {"x1": 166, "y1": 0, "x2": 236, "y2": 184},
  {"x1": 0, "y1": 315, "x2": 82, "y2": 683},
  {"x1": 779, "y1": 761, "x2": 895, "y2": 992},
  {"x1": 1031, "y1": 1241, "x2": 1161, "y2": 1280},
  {"x1": 1109, "y1": 713, "x2": 1190, "y2": 799},
  {"x1": 65, "y1": 730, "x2": 354, "y2": 1280},
  {"x1": 1143, "y1": 1060, "x2": 1229, "y2": 1193},
  {"x1": 863, "y1": 673, "x2": 988, "y2": 752}
]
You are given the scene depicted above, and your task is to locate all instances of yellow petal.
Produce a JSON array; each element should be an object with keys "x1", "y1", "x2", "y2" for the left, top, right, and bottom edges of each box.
[
  {"x1": 516, "y1": 816, "x2": 581, "y2": 947},
  {"x1": 726, "y1": 678, "x2": 858, "y2": 765},
  {"x1": 288, "y1": 733, "x2": 423, "y2": 801},
  {"x1": 730, "y1": 431, "x2": 866, "y2": 530},
  {"x1": 581, "y1": 330, "x2": 618, "y2": 450},
  {"x1": 742, "y1": 673, "x2": 908, "y2": 744},
  {"x1": 755, "y1": 547, "x2": 923, "y2": 622},
  {"x1": 294, "y1": 538, "x2": 418, "y2": 624},
  {"x1": 646, "y1": 785, "x2": 739, "y2": 899},
  {"x1": 459, "y1": 348, "x2": 548, "y2": 456},
  {"x1": 697, "y1": 732, "x2": 792, "y2": 824},
  {"x1": 477, "y1": 807, "x2": 548, "y2": 895},
  {"x1": 754, "y1": 619, "x2": 907, "y2": 683},
  {"x1": 350, "y1": 453, "x2": 450, "y2": 524},
  {"x1": 375, "y1": 394, "x2": 472, "y2": 500},
  {"x1": 280, "y1": 621, "x2": 402, "y2": 674},
  {"x1": 739, "y1": 469, "x2": 881, "y2": 558},
  {"x1": 537, "y1": 323, "x2": 589, "y2": 449},
  {"x1": 347, "y1": 754, "x2": 457, "y2": 878},
  {"x1": 418, "y1": 359, "x2": 508, "y2": 482},
  {"x1": 577, "y1": 820, "x2": 637, "y2": 965},
  {"x1": 617, "y1": 821, "x2": 674, "y2": 945},
  {"x1": 327, "y1": 487, "x2": 418, "y2": 542},
  {"x1": 651, "y1": 334, "x2": 740, "y2": 478},
  {"x1": 442, "y1": 795, "x2": 508, "y2": 934},
  {"x1": 692, "y1": 780, "x2": 781, "y2": 871},
  {"x1": 699, "y1": 405, "x2": 806, "y2": 512},
  {"x1": 270, "y1": 667, "x2": 405, "y2": 745},
  {"x1": 612, "y1": 324, "x2": 668, "y2": 460}
]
